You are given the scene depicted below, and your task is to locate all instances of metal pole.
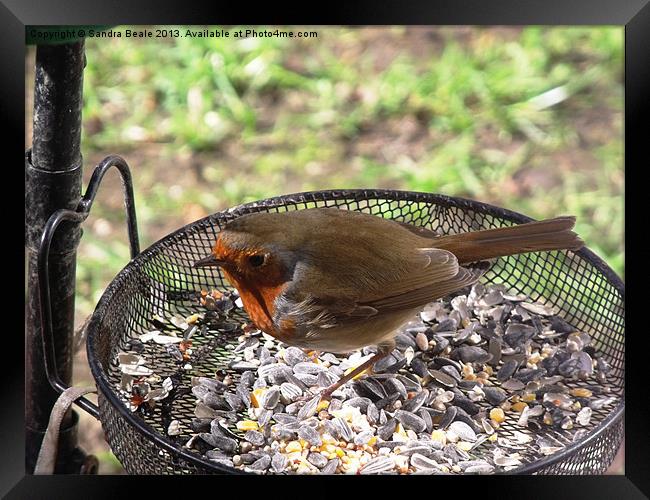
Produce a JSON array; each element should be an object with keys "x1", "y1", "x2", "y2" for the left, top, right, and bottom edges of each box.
[{"x1": 25, "y1": 40, "x2": 92, "y2": 473}]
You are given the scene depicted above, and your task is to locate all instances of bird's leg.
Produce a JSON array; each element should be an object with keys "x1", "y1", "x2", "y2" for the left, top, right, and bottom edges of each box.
[{"x1": 318, "y1": 341, "x2": 395, "y2": 401}]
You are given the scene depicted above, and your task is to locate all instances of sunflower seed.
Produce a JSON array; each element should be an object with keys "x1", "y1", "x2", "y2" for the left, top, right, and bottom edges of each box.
[
  {"x1": 297, "y1": 396, "x2": 320, "y2": 420},
  {"x1": 167, "y1": 420, "x2": 181, "y2": 436},
  {"x1": 465, "y1": 462, "x2": 495, "y2": 474},
  {"x1": 377, "y1": 419, "x2": 397, "y2": 441},
  {"x1": 520, "y1": 301, "x2": 555, "y2": 316},
  {"x1": 576, "y1": 407, "x2": 592, "y2": 426},
  {"x1": 295, "y1": 425, "x2": 322, "y2": 447},
  {"x1": 321, "y1": 459, "x2": 339, "y2": 474},
  {"x1": 270, "y1": 452, "x2": 287, "y2": 472},
  {"x1": 501, "y1": 378, "x2": 525, "y2": 391},
  {"x1": 410, "y1": 453, "x2": 446, "y2": 472},
  {"x1": 452, "y1": 346, "x2": 491, "y2": 364},
  {"x1": 230, "y1": 361, "x2": 258, "y2": 372},
  {"x1": 259, "y1": 387, "x2": 280, "y2": 410},
  {"x1": 396, "y1": 374, "x2": 422, "y2": 392},
  {"x1": 279, "y1": 382, "x2": 303, "y2": 402},
  {"x1": 483, "y1": 387, "x2": 508, "y2": 405},
  {"x1": 195, "y1": 401, "x2": 219, "y2": 419},
  {"x1": 354, "y1": 430, "x2": 375, "y2": 446},
  {"x1": 366, "y1": 402, "x2": 380, "y2": 425},
  {"x1": 355, "y1": 378, "x2": 387, "y2": 400},
  {"x1": 249, "y1": 455, "x2": 271, "y2": 471},
  {"x1": 191, "y1": 418, "x2": 211, "y2": 433},
  {"x1": 202, "y1": 433, "x2": 237, "y2": 454},
  {"x1": 504, "y1": 324, "x2": 537, "y2": 348},
  {"x1": 418, "y1": 408, "x2": 434, "y2": 433},
  {"x1": 332, "y1": 417, "x2": 355, "y2": 442},
  {"x1": 317, "y1": 371, "x2": 338, "y2": 387},
  {"x1": 448, "y1": 421, "x2": 477, "y2": 442},
  {"x1": 403, "y1": 391, "x2": 428, "y2": 413},
  {"x1": 224, "y1": 392, "x2": 244, "y2": 411},
  {"x1": 415, "y1": 332, "x2": 429, "y2": 351},
  {"x1": 307, "y1": 452, "x2": 328, "y2": 468},
  {"x1": 439, "y1": 406, "x2": 458, "y2": 429},
  {"x1": 494, "y1": 455, "x2": 522, "y2": 467},
  {"x1": 292, "y1": 373, "x2": 318, "y2": 386},
  {"x1": 360, "y1": 456, "x2": 395, "y2": 474},
  {"x1": 394, "y1": 410, "x2": 426, "y2": 433},
  {"x1": 429, "y1": 369, "x2": 458, "y2": 388},
  {"x1": 243, "y1": 430, "x2": 265, "y2": 446},
  {"x1": 293, "y1": 361, "x2": 327, "y2": 375}
]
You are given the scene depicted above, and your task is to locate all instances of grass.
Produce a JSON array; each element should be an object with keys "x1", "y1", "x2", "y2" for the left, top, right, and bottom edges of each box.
[{"x1": 61, "y1": 26, "x2": 624, "y2": 317}]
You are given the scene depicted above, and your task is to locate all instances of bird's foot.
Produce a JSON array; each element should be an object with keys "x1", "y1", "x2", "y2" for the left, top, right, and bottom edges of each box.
[{"x1": 293, "y1": 386, "x2": 337, "y2": 406}]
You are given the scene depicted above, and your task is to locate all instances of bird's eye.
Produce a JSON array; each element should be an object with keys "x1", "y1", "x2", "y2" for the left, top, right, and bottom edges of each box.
[{"x1": 248, "y1": 254, "x2": 266, "y2": 268}]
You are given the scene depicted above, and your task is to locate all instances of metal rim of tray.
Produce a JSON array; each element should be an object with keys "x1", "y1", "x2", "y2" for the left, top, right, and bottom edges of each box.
[{"x1": 86, "y1": 189, "x2": 625, "y2": 475}]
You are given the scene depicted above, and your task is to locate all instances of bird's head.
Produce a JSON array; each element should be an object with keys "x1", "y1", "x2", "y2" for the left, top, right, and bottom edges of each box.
[{"x1": 193, "y1": 212, "x2": 300, "y2": 288}]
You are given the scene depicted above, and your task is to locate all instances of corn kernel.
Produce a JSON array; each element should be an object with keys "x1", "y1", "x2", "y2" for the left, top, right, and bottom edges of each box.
[
  {"x1": 317, "y1": 400, "x2": 330, "y2": 411},
  {"x1": 335, "y1": 448, "x2": 345, "y2": 458},
  {"x1": 522, "y1": 393, "x2": 537, "y2": 403},
  {"x1": 490, "y1": 408, "x2": 505, "y2": 423},
  {"x1": 251, "y1": 388, "x2": 266, "y2": 408},
  {"x1": 512, "y1": 402, "x2": 528, "y2": 413},
  {"x1": 430, "y1": 429, "x2": 447, "y2": 445},
  {"x1": 457, "y1": 441, "x2": 473, "y2": 451},
  {"x1": 320, "y1": 444, "x2": 336, "y2": 454},
  {"x1": 367, "y1": 436, "x2": 377, "y2": 446},
  {"x1": 236, "y1": 420, "x2": 259, "y2": 431},
  {"x1": 344, "y1": 365, "x2": 369, "y2": 380},
  {"x1": 488, "y1": 433, "x2": 498, "y2": 442},
  {"x1": 285, "y1": 441, "x2": 302, "y2": 453},
  {"x1": 185, "y1": 314, "x2": 199, "y2": 325}
]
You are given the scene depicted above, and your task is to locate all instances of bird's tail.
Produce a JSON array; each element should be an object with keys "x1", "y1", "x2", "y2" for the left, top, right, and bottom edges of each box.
[{"x1": 432, "y1": 216, "x2": 583, "y2": 265}]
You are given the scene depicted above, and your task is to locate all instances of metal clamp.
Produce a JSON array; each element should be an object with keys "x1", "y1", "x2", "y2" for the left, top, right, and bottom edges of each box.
[{"x1": 38, "y1": 155, "x2": 140, "y2": 418}]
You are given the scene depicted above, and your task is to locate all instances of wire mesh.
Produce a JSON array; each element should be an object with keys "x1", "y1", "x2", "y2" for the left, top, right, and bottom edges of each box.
[{"x1": 86, "y1": 189, "x2": 624, "y2": 474}]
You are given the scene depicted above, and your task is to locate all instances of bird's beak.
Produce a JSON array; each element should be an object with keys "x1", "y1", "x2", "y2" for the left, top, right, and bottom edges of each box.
[{"x1": 193, "y1": 254, "x2": 225, "y2": 268}]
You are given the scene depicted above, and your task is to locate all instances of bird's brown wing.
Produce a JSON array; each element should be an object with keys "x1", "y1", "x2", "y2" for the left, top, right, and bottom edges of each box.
[
  {"x1": 274, "y1": 247, "x2": 477, "y2": 335},
  {"x1": 360, "y1": 264, "x2": 486, "y2": 314}
]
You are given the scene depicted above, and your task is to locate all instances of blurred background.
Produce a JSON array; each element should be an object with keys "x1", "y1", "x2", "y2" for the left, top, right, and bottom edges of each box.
[{"x1": 25, "y1": 26, "x2": 624, "y2": 474}]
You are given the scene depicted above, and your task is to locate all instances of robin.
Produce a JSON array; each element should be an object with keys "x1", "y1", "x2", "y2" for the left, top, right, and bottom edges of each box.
[{"x1": 194, "y1": 208, "x2": 582, "y2": 399}]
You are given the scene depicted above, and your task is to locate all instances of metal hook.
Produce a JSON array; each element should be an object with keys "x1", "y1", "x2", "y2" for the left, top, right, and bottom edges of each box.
[{"x1": 38, "y1": 155, "x2": 141, "y2": 419}]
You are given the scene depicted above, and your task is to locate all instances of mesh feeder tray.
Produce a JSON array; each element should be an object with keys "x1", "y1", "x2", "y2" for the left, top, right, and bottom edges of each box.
[{"x1": 85, "y1": 189, "x2": 624, "y2": 474}]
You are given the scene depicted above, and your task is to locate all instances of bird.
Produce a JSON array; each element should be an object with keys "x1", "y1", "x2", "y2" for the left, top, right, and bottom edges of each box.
[{"x1": 194, "y1": 207, "x2": 583, "y2": 399}]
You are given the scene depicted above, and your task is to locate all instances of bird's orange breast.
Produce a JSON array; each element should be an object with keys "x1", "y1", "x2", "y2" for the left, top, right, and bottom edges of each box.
[{"x1": 221, "y1": 267, "x2": 292, "y2": 341}]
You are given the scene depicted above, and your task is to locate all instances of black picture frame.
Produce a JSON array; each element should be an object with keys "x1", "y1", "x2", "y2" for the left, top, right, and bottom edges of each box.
[{"x1": 8, "y1": 1, "x2": 648, "y2": 497}]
